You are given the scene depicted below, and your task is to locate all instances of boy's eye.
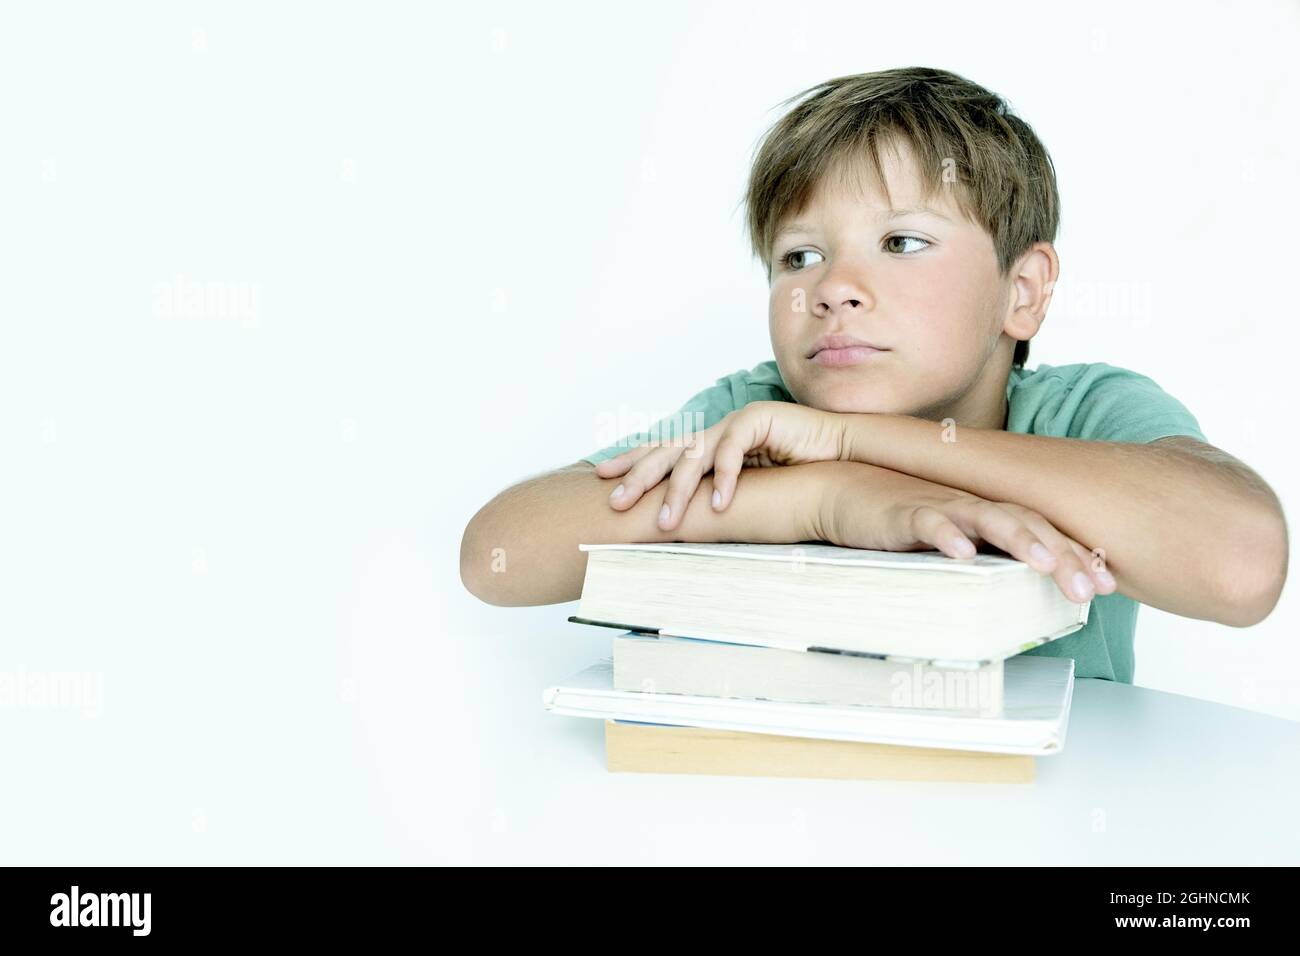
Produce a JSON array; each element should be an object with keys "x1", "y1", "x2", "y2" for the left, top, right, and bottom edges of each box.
[
  {"x1": 778, "y1": 235, "x2": 930, "y2": 271},
  {"x1": 779, "y1": 248, "x2": 825, "y2": 271},
  {"x1": 884, "y1": 235, "x2": 930, "y2": 254}
]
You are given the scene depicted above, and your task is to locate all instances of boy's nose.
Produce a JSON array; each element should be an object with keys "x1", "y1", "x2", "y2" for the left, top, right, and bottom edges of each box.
[{"x1": 814, "y1": 296, "x2": 865, "y2": 317}]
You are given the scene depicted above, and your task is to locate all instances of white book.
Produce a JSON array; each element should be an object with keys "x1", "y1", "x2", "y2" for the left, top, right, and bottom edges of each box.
[
  {"x1": 544, "y1": 653, "x2": 1075, "y2": 756},
  {"x1": 575, "y1": 541, "x2": 1090, "y2": 664},
  {"x1": 613, "y1": 632, "x2": 1006, "y2": 715}
]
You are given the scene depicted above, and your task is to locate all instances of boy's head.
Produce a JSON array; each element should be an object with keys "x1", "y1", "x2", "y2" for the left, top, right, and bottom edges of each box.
[{"x1": 744, "y1": 67, "x2": 1060, "y2": 426}]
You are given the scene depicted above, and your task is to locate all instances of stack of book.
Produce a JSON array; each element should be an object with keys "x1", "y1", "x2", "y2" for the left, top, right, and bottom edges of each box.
[{"x1": 544, "y1": 542, "x2": 1089, "y2": 783}]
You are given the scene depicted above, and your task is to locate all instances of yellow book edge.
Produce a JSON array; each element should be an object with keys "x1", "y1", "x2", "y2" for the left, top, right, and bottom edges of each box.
[{"x1": 604, "y1": 720, "x2": 1035, "y2": 784}]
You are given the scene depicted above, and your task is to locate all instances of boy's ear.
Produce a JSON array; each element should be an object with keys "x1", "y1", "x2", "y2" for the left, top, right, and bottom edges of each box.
[{"x1": 1003, "y1": 241, "x2": 1060, "y2": 344}]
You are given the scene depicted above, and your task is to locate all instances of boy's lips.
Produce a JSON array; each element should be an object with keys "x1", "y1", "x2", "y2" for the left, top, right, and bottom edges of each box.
[{"x1": 806, "y1": 334, "x2": 890, "y2": 367}]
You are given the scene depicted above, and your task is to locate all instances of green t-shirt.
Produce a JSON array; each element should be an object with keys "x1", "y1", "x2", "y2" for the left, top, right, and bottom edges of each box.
[{"x1": 581, "y1": 360, "x2": 1208, "y2": 685}]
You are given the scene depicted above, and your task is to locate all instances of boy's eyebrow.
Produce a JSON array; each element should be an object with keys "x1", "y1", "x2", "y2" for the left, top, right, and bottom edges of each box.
[
  {"x1": 886, "y1": 205, "x2": 953, "y2": 223},
  {"x1": 774, "y1": 206, "x2": 953, "y2": 240}
]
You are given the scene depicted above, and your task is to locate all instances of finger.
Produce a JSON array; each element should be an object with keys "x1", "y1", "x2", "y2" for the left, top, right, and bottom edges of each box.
[
  {"x1": 1068, "y1": 538, "x2": 1118, "y2": 594},
  {"x1": 1002, "y1": 507, "x2": 1108, "y2": 601},
  {"x1": 607, "y1": 444, "x2": 683, "y2": 511},
  {"x1": 660, "y1": 436, "x2": 718, "y2": 529},
  {"x1": 958, "y1": 501, "x2": 1094, "y2": 603},
  {"x1": 595, "y1": 444, "x2": 654, "y2": 478},
  {"x1": 908, "y1": 505, "x2": 979, "y2": 559},
  {"x1": 704, "y1": 409, "x2": 764, "y2": 510},
  {"x1": 711, "y1": 431, "x2": 751, "y2": 509},
  {"x1": 953, "y1": 501, "x2": 1058, "y2": 574},
  {"x1": 1038, "y1": 537, "x2": 1094, "y2": 603}
]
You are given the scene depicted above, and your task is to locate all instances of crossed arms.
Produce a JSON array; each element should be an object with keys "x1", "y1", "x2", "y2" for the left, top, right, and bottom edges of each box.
[{"x1": 462, "y1": 405, "x2": 1287, "y2": 627}]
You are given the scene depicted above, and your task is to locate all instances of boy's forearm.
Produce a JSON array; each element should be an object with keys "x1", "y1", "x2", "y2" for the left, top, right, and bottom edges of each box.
[
  {"x1": 840, "y1": 414, "x2": 1287, "y2": 626},
  {"x1": 460, "y1": 460, "x2": 831, "y2": 607}
]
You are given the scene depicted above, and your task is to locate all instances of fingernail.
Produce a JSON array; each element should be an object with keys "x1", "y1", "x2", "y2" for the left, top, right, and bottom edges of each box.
[
  {"x1": 1030, "y1": 543, "x2": 1055, "y2": 568},
  {"x1": 658, "y1": 504, "x2": 671, "y2": 526},
  {"x1": 711, "y1": 489, "x2": 722, "y2": 508},
  {"x1": 1096, "y1": 568, "x2": 1116, "y2": 588},
  {"x1": 953, "y1": 538, "x2": 975, "y2": 558},
  {"x1": 1072, "y1": 571, "x2": 1094, "y2": 601},
  {"x1": 609, "y1": 483, "x2": 624, "y2": 500}
]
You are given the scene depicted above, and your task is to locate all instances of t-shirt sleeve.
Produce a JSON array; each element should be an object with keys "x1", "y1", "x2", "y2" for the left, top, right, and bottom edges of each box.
[
  {"x1": 1058, "y1": 363, "x2": 1209, "y2": 444},
  {"x1": 580, "y1": 364, "x2": 783, "y2": 466}
]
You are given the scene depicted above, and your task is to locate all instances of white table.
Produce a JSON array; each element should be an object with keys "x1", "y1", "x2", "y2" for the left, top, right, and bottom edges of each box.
[
  {"x1": 482, "y1": 672, "x2": 1300, "y2": 865},
  {"x1": 6, "y1": 603, "x2": 1295, "y2": 865}
]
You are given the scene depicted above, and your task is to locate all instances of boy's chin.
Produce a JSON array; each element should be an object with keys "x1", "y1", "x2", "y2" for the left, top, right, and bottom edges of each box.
[{"x1": 794, "y1": 379, "x2": 903, "y2": 416}]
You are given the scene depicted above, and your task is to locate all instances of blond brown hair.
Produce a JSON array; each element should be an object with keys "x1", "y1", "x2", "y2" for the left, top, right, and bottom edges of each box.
[{"x1": 744, "y1": 66, "x2": 1059, "y2": 368}]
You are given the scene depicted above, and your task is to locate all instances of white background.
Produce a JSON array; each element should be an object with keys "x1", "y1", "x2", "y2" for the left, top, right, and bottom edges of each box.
[{"x1": 2, "y1": 1, "x2": 1297, "y2": 863}]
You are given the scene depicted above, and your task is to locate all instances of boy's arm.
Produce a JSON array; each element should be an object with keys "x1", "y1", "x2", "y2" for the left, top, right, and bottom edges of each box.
[
  {"x1": 460, "y1": 461, "x2": 824, "y2": 606},
  {"x1": 842, "y1": 416, "x2": 1288, "y2": 627},
  {"x1": 459, "y1": 457, "x2": 1111, "y2": 607}
]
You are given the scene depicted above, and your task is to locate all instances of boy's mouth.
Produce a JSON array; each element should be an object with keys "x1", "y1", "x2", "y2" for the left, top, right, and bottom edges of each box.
[{"x1": 806, "y1": 333, "x2": 890, "y2": 367}]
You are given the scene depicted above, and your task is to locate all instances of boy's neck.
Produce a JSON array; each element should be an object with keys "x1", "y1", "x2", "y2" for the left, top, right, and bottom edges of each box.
[
  {"x1": 935, "y1": 394, "x2": 1008, "y2": 431},
  {"x1": 912, "y1": 353, "x2": 1013, "y2": 432}
]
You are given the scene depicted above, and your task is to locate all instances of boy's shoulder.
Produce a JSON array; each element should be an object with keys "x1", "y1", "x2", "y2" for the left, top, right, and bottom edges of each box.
[
  {"x1": 671, "y1": 359, "x2": 795, "y2": 418},
  {"x1": 714, "y1": 359, "x2": 794, "y2": 405},
  {"x1": 1008, "y1": 360, "x2": 1208, "y2": 444},
  {"x1": 581, "y1": 360, "x2": 793, "y2": 466}
]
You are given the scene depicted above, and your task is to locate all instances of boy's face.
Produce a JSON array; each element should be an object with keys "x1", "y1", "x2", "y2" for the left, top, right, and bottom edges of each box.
[{"x1": 768, "y1": 139, "x2": 1020, "y2": 426}]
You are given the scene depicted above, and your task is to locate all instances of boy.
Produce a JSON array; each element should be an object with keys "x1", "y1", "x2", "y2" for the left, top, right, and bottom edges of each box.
[{"x1": 461, "y1": 66, "x2": 1287, "y2": 684}]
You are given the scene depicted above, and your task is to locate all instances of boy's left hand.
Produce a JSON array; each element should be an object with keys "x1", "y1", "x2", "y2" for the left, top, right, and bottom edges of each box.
[{"x1": 597, "y1": 401, "x2": 847, "y2": 530}]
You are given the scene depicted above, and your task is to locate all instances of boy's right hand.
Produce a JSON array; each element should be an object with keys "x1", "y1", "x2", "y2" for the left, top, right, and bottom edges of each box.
[{"x1": 815, "y1": 463, "x2": 1116, "y2": 604}]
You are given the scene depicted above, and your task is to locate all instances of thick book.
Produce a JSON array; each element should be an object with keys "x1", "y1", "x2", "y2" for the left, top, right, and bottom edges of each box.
[
  {"x1": 574, "y1": 542, "x2": 1089, "y2": 664},
  {"x1": 544, "y1": 654, "x2": 1074, "y2": 756},
  {"x1": 613, "y1": 632, "x2": 1005, "y2": 715},
  {"x1": 604, "y1": 720, "x2": 1036, "y2": 783}
]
